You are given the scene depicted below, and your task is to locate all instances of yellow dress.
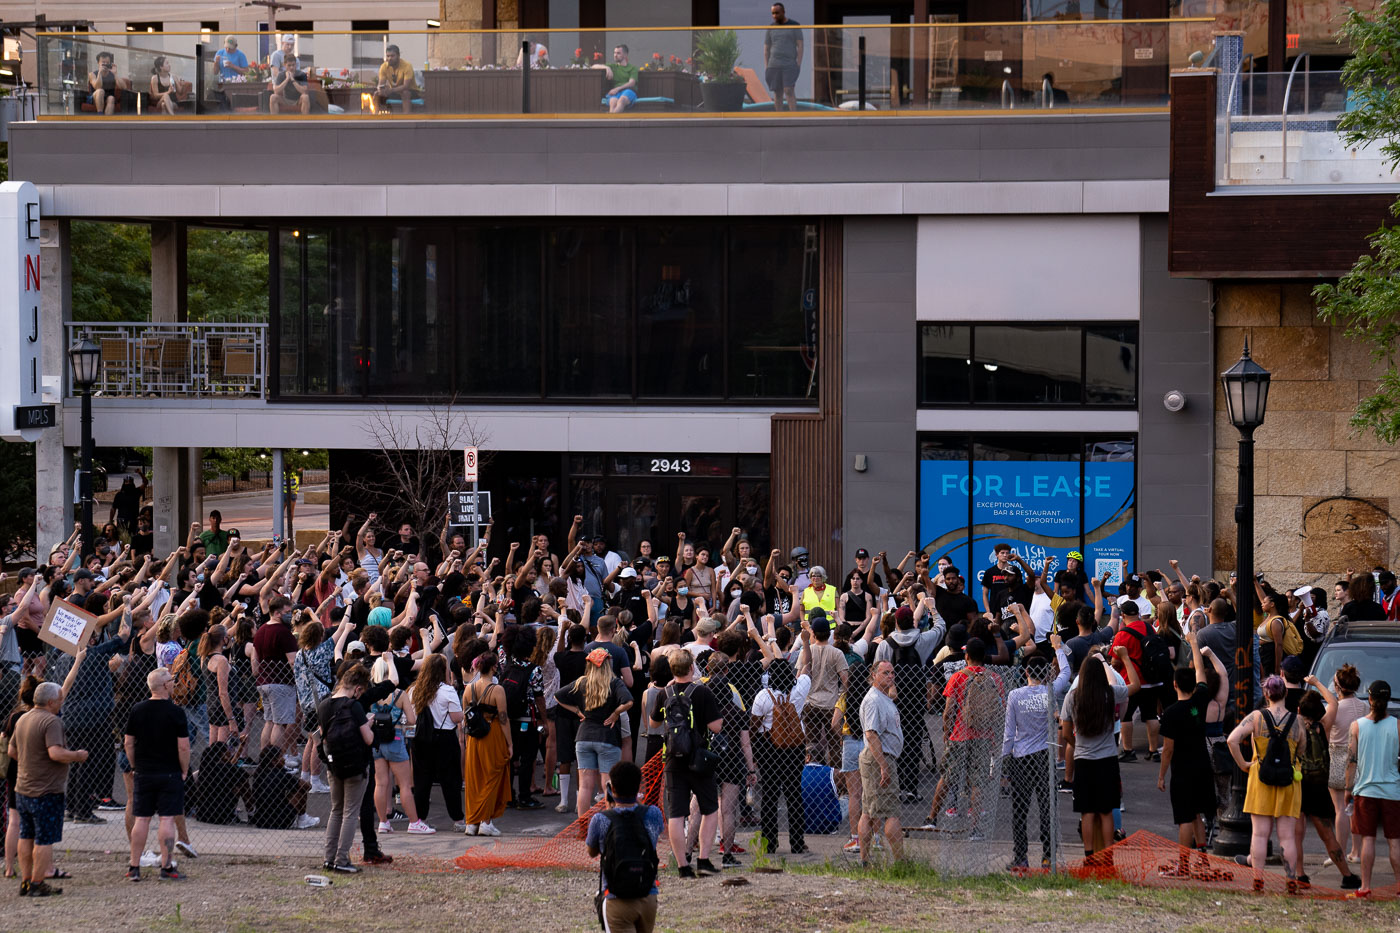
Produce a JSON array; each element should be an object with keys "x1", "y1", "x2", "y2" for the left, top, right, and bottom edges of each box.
[{"x1": 1243, "y1": 733, "x2": 1301, "y2": 818}]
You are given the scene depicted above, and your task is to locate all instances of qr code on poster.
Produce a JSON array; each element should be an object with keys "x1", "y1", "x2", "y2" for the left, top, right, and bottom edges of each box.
[{"x1": 1095, "y1": 559, "x2": 1124, "y2": 587}]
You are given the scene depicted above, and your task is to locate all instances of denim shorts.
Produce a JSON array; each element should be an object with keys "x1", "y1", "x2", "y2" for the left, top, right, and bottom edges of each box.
[
  {"x1": 840, "y1": 736, "x2": 862, "y2": 774},
  {"x1": 258, "y1": 684, "x2": 297, "y2": 725},
  {"x1": 575, "y1": 740, "x2": 622, "y2": 774},
  {"x1": 373, "y1": 734, "x2": 409, "y2": 763},
  {"x1": 17, "y1": 792, "x2": 65, "y2": 846}
]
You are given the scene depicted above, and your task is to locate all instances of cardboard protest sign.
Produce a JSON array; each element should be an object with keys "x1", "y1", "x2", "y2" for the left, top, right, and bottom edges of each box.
[{"x1": 39, "y1": 597, "x2": 100, "y2": 657}]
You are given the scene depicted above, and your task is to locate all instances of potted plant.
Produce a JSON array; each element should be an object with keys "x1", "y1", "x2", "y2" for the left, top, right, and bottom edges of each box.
[{"x1": 694, "y1": 29, "x2": 745, "y2": 112}]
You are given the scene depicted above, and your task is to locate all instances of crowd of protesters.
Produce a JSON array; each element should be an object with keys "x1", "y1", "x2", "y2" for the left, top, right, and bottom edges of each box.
[{"x1": 2, "y1": 507, "x2": 1399, "y2": 908}]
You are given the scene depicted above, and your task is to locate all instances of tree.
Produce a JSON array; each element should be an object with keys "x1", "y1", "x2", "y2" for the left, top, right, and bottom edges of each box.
[
  {"x1": 187, "y1": 229, "x2": 269, "y2": 323},
  {"x1": 1314, "y1": 4, "x2": 1400, "y2": 442},
  {"x1": 338, "y1": 400, "x2": 491, "y2": 548},
  {"x1": 71, "y1": 221, "x2": 152, "y2": 322},
  {"x1": 0, "y1": 440, "x2": 36, "y2": 564}
]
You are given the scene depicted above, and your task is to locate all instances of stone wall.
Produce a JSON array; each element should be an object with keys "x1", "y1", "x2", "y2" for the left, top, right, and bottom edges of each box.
[{"x1": 1214, "y1": 283, "x2": 1400, "y2": 587}]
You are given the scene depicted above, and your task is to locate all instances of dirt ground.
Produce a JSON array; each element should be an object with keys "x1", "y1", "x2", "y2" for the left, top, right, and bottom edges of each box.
[{"x1": 5, "y1": 853, "x2": 1400, "y2": 933}]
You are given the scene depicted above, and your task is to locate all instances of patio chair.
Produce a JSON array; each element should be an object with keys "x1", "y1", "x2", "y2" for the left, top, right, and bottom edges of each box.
[{"x1": 99, "y1": 336, "x2": 135, "y2": 396}]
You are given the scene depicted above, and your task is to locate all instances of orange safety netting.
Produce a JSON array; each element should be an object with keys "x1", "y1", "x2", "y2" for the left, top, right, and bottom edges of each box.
[
  {"x1": 448, "y1": 751, "x2": 671, "y2": 872},
  {"x1": 1060, "y1": 831, "x2": 1399, "y2": 900}
]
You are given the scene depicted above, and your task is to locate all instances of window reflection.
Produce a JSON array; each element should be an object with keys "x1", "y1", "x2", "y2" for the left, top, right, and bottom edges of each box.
[
  {"x1": 548, "y1": 226, "x2": 632, "y2": 398},
  {"x1": 974, "y1": 325, "x2": 1082, "y2": 405},
  {"x1": 919, "y1": 325, "x2": 971, "y2": 405},
  {"x1": 638, "y1": 226, "x2": 721, "y2": 398},
  {"x1": 458, "y1": 226, "x2": 541, "y2": 396},
  {"x1": 729, "y1": 224, "x2": 817, "y2": 399}
]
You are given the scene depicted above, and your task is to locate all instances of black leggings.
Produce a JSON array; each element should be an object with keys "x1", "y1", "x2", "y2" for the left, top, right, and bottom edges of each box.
[
  {"x1": 1007, "y1": 749, "x2": 1053, "y2": 863},
  {"x1": 511, "y1": 719, "x2": 541, "y2": 804},
  {"x1": 410, "y1": 728, "x2": 463, "y2": 822},
  {"x1": 756, "y1": 734, "x2": 805, "y2": 854},
  {"x1": 359, "y1": 762, "x2": 382, "y2": 857}
]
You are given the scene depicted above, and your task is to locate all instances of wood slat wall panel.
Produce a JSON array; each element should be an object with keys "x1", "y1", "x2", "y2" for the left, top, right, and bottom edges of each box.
[
  {"x1": 1168, "y1": 72, "x2": 1393, "y2": 278},
  {"x1": 771, "y1": 220, "x2": 843, "y2": 572}
]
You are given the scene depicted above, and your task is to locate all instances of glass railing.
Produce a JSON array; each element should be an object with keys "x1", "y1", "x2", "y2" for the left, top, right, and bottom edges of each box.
[
  {"x1": 33, "y1": 20, "x2": 1215, "y2": 119},
  {"x1": 1216, "y1": 67, "x2": 1400, "y2": 187}
]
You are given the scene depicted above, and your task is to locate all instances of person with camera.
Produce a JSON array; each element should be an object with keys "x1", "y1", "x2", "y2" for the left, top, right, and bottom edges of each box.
[{"x1": 587, "y1": 760, "x2": 663, "y2": 933}]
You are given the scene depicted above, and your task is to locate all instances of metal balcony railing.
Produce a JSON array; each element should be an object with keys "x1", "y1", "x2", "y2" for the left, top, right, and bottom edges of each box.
[{"x1": 65, "y1": 321, "x2": 267, "y2": 399}]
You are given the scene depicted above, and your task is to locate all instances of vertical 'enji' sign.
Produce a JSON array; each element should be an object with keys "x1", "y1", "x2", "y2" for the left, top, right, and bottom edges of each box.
[{"x1": 1, "y1": 181, "x2": 45, "y2": 443}]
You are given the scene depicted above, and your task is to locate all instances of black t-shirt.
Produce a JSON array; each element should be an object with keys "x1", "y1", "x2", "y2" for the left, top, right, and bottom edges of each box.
[
  {"x1": 250, "y1": 766, "x2": 298, "y2": 828},
  {"x1": 348, "y1": 597, "x2": 371, "y2": 633},
  {"x1": 935, "y1": 589, "x2": 979, "y2": 626},
  {"x1": 980, "y1": 564, "x2": 1023, "y2": 611},
  {"x1": 586, "y1": 641, "x2": 632, "y2": 679},
  {"x1": 124, "y1": 697, "x2": 190, "y2": 774},
  {"x1": 656, "y1": 680, "x2": 723, "y2": 772},
  {"x1": 555, "y1": 677, "x2": 632, "y2": 745},
  {"x1": 130, "y1": 531, "x2": 154, "y2": 557},
  {"x1": 556, "y1": 650, "x2": 587, "y2": 693},
  {"x1": 766, "y1": 586, "x2": 794, "y2": 618},
  {"x1": 1159, "y1": 683, "x2": 1211, "y2": 780},
  {"x1": 612, "y1": 587, "x2": 649, "y2": 622},
  {"x1": 1341, "y1": 599, "x2": 1386, "y2": 622}
]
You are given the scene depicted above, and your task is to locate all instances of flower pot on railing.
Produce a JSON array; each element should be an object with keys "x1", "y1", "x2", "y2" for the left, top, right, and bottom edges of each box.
[{"x1": 700, "y1": 79, "x2": 745, "y2": 112}]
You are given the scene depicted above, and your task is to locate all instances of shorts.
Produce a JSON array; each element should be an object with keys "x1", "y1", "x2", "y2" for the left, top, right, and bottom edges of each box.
[
  {"x1": 1072, "y1": 755, "x2": 1121, "y2": 814},
  {"x1": 943, "y1": 737, "x2": 996, "y2": 790},
  {"x1": 840, "y1": 737, "x2": 862, "y2": 774},
  {"x1": 1351, "y1": 794, "x2": 1400, "y2": 838},
  {"x1": 258, "y1": 683, "x2": 297, "y2": 725},
  {"x1": 551, "y1": 706, "x2": 578, "y2": 765},
  {"x1": 859, "y1": 748, "x2": 899, "y2": 820},
  {"x1": 765, "y1": 62, "x2": 800, "y2": 94},
  {"x1": 16, "y1": 792, "x2": 65, "y2": 846},
  {"x1": 373, "y1": 735, "x2": 409, "y2": 762},
  {"x1": 133, "y1": 772, "x2": 186, "y2": 818},
  {"x1": 1121, "y1": 688, "x2": 1159, "y2": 724},
  {"x1": 665, "y1": 766, "x2": 718, "y2": 819},
  {"x1": 301, "y1": 705, "x2": 320, "y2": 735},
  {"x1": 610, "y1": 88, "x2": 637, "y2": 105},
  {"x1": 1300, "y1": 780, "x2": 1334, "y2": 821},
  {"x1": 1169, "y1": 776, "x2": 1217, "y2": 825},
  {"x1": 117, "y1": 748, "x2": 133, "y2": 774},
  {"x1": 576, "y1": 740, "x2": 622, "y2": 774},
  {"x1": 1327, "y1": 742, "x2": 1350, "y2": 790}
]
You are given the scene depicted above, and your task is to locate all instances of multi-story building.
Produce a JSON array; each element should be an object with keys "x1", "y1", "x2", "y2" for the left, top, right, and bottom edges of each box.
[{"x1": 3, "y1": 0, "x2": 1395, "y2": 592}]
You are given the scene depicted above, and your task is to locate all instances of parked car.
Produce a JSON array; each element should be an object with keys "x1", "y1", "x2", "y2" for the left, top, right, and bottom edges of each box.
[{"x1": 1309, "y1": 618, "x2": 1400, "y2": 717}]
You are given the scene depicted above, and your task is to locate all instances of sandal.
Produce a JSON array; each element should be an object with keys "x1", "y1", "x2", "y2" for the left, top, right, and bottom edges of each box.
[{"x1": 48, "y1": 868, "x2": 72, "y2": 880}]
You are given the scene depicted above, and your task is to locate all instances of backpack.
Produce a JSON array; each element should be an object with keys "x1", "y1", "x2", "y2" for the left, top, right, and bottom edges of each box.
[
  {"x1": 1257, "y1": 709, "x2": 1299, "y2": 788},
  {"x1": 1124, "y1": 624, "x2": 1174, "y2": 685},
  {"x1": 500, "y1": 660, "x2": 534, "y2": 721},
  {"x1": 663, "y1": 683, "x2": 700, "y2": 766},
  {"x1": 890, "y1": 639, "x2": 926, "y2": 712},
  {"x1": 319, "y1": 697, "x2": 370, "y2": 779},
  {"x1": 1272, "y1": 615, "x2": 1305, "y2": 659},
  {"x1": 370, "y1": 690, "x2": 402, "y2": 746},
  {"x1": 957, "y1": 667, "x2": 1003, "y2": 735},
  {"x1": 463, "y1": 681, "x2": 494, "y2": 740},
  {"x1": 1298, "y1": 719, "x2": 1330, "y2": 786},
  {"x1": 597, "y1": 807, "x2": 659, "y2": 900},
  {"x1": 169, "y1": 647, "x2": 199, "y2": 706},
  {"x1": 766, "y1": 688, "x2": 805, "y2": 748}
]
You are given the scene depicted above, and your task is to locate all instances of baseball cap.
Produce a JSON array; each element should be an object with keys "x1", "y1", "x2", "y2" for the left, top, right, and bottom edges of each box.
[
  {"x1": 1119, "y1": 599, "x2": 1140, "y2": 616},
  {"x1": 1125, "y1": 573, "x2": 1141, "y2": 585},
  {"x1": 73, "y1": 568, "x2": 95, "y2": 581},
  {"x1": 1281, "y1": 655, "x2": 1307, "y2": 679},
  {"x1": 346, "y1": 640, "x2": 366, "y2": 655},
  {"x1": 855, "y1": 548, "x2": 870, "y2": 560},
  {"x1": 808, "y1": 607, "x2": 828, "y2": 623},
  {"x1": 591, "y1": 534, "x2": 606, "y2": 543},
  {"x1": 620, "y1": 567, "x2": 638, "y2": 579},
  {"x1": 811, "y1": 617, "x2": 830, "y2": 638},
  {"x1": 656, "y1": 555, "x2": 672, "y2": 565}
]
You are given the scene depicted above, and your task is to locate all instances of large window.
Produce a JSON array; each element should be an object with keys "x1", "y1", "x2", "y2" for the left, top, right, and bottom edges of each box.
[
  {"x1": 273, "y1": 221, "x2": 818, "y2": 403},
  {"x1": 918, "y1": 322, "x2": 1137, "y2": 407},
  {"x1": 919, "y1": 432, "x2": 1136, "y2": 609}
]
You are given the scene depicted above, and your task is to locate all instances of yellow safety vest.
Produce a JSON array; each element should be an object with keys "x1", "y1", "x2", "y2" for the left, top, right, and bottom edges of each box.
[{"x1": 801, "y1": 584, "x2": 836, "y2": 621}]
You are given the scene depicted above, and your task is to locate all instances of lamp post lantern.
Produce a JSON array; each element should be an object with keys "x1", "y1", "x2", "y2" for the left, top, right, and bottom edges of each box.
[
  {"x1": 68, "y1": 334, "x2": 101, "y2": 561},
  {"x1": 1211, "y1": 338, "x2": 1271, "y2": 856}
]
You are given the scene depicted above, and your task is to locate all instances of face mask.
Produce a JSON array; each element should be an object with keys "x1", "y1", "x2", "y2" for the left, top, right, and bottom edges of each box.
[
  {"x1": 729, "y1": 589, "x2": 741, "y2": 598},
  {"x1": 677, "y1": 586, "x2": 689, "y2": 596},
  {"x1": 196, "y1": 573, "x2": 205, "y2": 583}
]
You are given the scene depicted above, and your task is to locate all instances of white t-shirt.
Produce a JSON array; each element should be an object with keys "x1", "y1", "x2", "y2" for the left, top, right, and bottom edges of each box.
[
  {"x1": 749, "y1": 674, "x2": 812, "y2": 733},
  {"x1": 1028, "y1": 591, "x2": 1054, "y2": 642},
  {"x1": 426, "y1": 681, "x2": 463, "y2": 730},
  {"x1": 1117, "y1": 594, "x2": 1154, "y2": 618}
]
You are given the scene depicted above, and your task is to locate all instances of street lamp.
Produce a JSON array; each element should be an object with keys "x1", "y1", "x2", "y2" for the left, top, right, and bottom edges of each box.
[
  {"x1": 68, "y1": 334, "x2": 101, "y2": 560},
  {"x1": 1212, "y1": 338, "x2": 1271, "y2": 857}
]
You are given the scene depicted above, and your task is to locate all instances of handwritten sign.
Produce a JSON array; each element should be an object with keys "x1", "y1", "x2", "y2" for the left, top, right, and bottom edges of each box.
[{"x1": 39, "y1": 598, "x2": 100, "y2": 657}]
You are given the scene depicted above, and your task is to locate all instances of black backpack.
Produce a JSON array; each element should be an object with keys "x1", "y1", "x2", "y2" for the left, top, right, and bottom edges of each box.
[
  {"x1": 1298, "y1": 719, "x2": 1330, "y2": 786},
  {"x1": 369, "y1": 690, "x2": 402, "y2": 746},
  {"x1": 662, "y1": 683, "x2": 700, "y2": 766},
  {"x1": 1124, "y1": 624, "x2": 1174, "y2": 685},
  {"x1": 1257, "y1": 709, "x2": 1299, "y2": 788},
  {"x1": 890, "y1": 640, "x2": 926, "y2": 712},
  {"x1": 318, "y1": 697, "x2": 370, "y2": 779},
  {"x1": 500, "y1": 660, "x2": 534, "y2": 721},
  {"x1": 598, "y1": 807, "x2": 659, "y2": 899}
]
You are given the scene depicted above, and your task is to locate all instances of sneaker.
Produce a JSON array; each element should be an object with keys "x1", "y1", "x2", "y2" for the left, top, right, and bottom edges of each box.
[
  {"x1": 407, "y1": 821, "x2": 437, "y2": 835},
  {"x1": 477, "y1": 822, "x2": 501, "y2": 837},
  {"x1": 842, "y1": 837, "x2": 862, "y2": 853},
  {"x1": 1007, "y1": 859, "x2": 1029, "y2": 871},
  {"x1": 175, "y1": 840, "x2": 199, "y2": 859},
  {"x1": 1057, "y1": 779, "x2": 1073, "y2": 793},
  {"x1": 454, "y1": 821, "x2": 470, "y2": 833},
  {"x1": 677, "y1": 866, "x2": 697, "y2": 879},
  {"x1": 919, "y1": 822, "x2": 938, "y2": 831},
  {"x1": 378, "y1": 821, "x2": 394, "y2": 834},
  {"x1": 969, "y1": 831, "x2": 986, "y2": 842},
  {"x1": 722, "y1": 853, "x2": 742, "y2": 868},
  {"x1": 140, "y1": 850, "x2": 162, "y2": 868},
  {"x1": 331, "y1": 861, "x2": 361, "y2": 874},
  {"x1": 517, "y1": 798, "x2": 545, "y2": 810},
  {"x1": 125, "y1": 866, "x2": 141, "y2": 883},
  {"x1": 294, "y1": 813, "x2": 321, "y2": 830},
  {"x1": 790, "y1": 845, "x2": 809, "y2": 855},
  {"x1": 554, "y1": 802, "x2": 571, "y2": 813},
  {"x1": 70, "y1": 813, "x2": 106, "y2": 825},
  {"x1": 463, "y1": 823, "x2": 478, "y2": 835},
  {"x1": 1342, "y1": 874, "x2": 1362, "y2": 890},
  {"x1": 363, "y1": 852, "x2": 394, "y2": 865},
  {"x1": 25, "y1": 880, "x2": 60, "y2": 897},
  {"x1": 695, "y1": 858, "x2": 719, "y2": 876},
  {"x1": 96, "y1": 797, "x2": 124, "y2": 811},
  {"x1": 727, "y1": 844, "x2": 746, "y2": 854},
  {"x1": 18, "y1": 880, "x2": 29, "y2": 897},
  {"x1": 390, "y1": 809, "x2": 407, "y2": 821},
  {"x1": 1234, "y1": 854, "x2": 1251, "y2": 867},
  {"x1": 1113, "y1": 829, "x2": 1126, "y2": 842},
  {"x1": 159, "y1": 865, "x2": 185, "y2": 881},
  {"x1": 284, "y1": 754, "x2": 301, "y2": 770},
  {"x1": 308, "y1": 776, "x2": 332, "y2": 794},
  {"x1": 1348, "y1": 888, "x2": 1372, "y2": 899},
  {"x1": 1118, "y1": 750, "x2": 1138, "y2": 762}
]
